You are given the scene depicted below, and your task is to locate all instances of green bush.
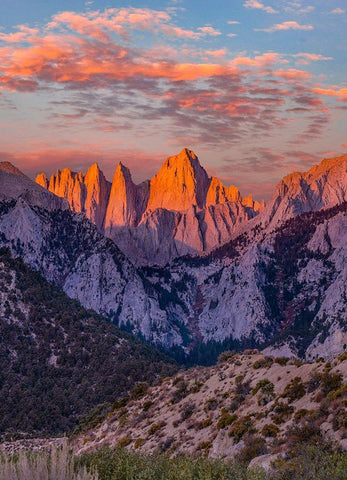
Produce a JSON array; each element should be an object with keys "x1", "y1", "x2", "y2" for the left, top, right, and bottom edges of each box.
[
  {"x1": 252, "y1": 379, "x2": 274, "y2": 395},
  {"x1": 217, "y1": 409, "x2": 237, "y2": 430},
  {"x1": 253, "y1": 357, "x2": 273, "y2": 369},
  {"x1": 228, "y1": 415, "x2": 255, "y2": 442},
  {"x1": 117, "y1": 437, "x2": 132, "y2": 448},
  {"x1": 271, "y1": 402, "x2": 294, "y2": 424},
  {"x1": 282, "y1": 376, "x2": 305, "y2": 402}
]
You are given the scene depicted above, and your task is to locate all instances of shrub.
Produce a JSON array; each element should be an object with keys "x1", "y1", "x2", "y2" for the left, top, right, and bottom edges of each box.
[
  {"x1": 332, "y1": 408, "x2": 347, "y2": 431},
  {"x1": 234, "y1": 377, "x2": 251, "y2": 397},
  {"x1": 237, "y1": 435, "x2": 267, "y2": 464},
  {"x1": 148, "y1": 421, "x2": 166, "y2": 436},
  {"x1": 171, "y1": 378, "x2": 189, "y2": 404},
  {"x1": 205, "y1": 397, "x2": 218, "y2": 411},
  {"x1": 275, "y1": 357, "x2": 289, "y2": 366},
  {"x1": 228, "y1": 415, "x2": 255, "y2": 443},
  {"x1": 286, "y1": 424, "x2": 322, "y2": 448},
  {"x1": 282, "y1": 376, "x2": 305, "y2": 402},
  {"x1": 261, "y1": 423, "x2": 280, "y2": 437},
  {"x1": 180, "y1": 402, "x2": 195, "y2": 421},
  {"x1": 271, "y1": 402, "x2": 294, "y2": 424},
  {"x1": 190, "y1": 381, "x2": 203, "y2": 393},
  {"x1": 130, "y1": 382, "x2": 148, "y2": 400},
  {"x1": 253, "y1": 357, "x2": 273, "y2": 369},
  {"x1": 328, "y1": 383, "x2": 347, "y2": 401},
  {"x1": 338, "y1": 351, "x2": 347, "y2": 362},
  {"x1": 320, "y1": 371, "x2": 343, "y2": 395},
  {"x1": 197, "y1": 441, "x2": 212, "y2": 452},
  {"x1": 143, "y1": 401, "x2": 153, "y2": 412},
  {"x1": 117, "y1": 437, "x2": 132, "y2": 448},
  {"x1": 196, "y1": 417, "x2": 212, "y2": 430},
  {"x1": 159, "y1": 437, "x2": 175, "y2": 452},
  {"x1": 217, "y1": 409, "x2": 237, "y2": 430},
  {"x1": 252, "y1": 379, "x2": 274, "y2": 395},
  {"x1": 218, "y1": 351, "x2": 235, "y2": 364},
  {"x1": 134, "y1": 438, "x2": 145, "y2": 449},
  {"x1": 307, "y1": 371, "x2": 343, "y2": 396},
  {"x1": 294, "y1": 409, "x2": 309, "y2": 423}
]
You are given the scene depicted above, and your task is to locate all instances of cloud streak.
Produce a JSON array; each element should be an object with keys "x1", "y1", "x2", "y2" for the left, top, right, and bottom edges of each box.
[{"x1": 257, "y1": 21, "x2": 313, "y2": 32}]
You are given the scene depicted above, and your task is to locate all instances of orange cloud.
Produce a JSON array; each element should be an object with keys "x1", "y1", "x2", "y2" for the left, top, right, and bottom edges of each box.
[
  {"x1": 312, "y1": 87, "x2": 347, "y2": 100},
  {"x1": 273, "y1": 69, "x2": 313, "y2": 79}
]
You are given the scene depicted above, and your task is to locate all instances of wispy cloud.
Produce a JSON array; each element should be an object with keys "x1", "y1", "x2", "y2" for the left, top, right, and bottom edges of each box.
[
  {"x1": 227, "y1": 21, "x2": 240, "y2": 25},
  {"x1": 244, "y1": 0, "x2": 278, "y2": 14},
  {"x1": 257, "y1": 21, "x2": 313, "y2": 32},
  {"x1": 197, "y1": 26, "x2": 221, "y2": 36},
  {"x1": 330, "y1": 8, "x2": 345, "y2": 14}
]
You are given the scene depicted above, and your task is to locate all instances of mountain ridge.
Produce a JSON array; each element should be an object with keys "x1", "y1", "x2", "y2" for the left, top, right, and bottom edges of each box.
[{"x1": 35, "y1": 148, "x2": 262, "y2": 264}]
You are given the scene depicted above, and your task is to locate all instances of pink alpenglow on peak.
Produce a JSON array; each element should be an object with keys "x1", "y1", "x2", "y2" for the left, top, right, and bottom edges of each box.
[
  {"x1": 35, "y1": 148, "x2": 260, "y2": 264},
  {"x1": 104, "y1": 162, "x2": 139, "y2": 232},
  {"x1": 147, "y1": 148, "x2": 210, "y2": 212}
]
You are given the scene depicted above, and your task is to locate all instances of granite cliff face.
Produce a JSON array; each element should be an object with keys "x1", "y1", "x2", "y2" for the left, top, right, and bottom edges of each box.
[{"x1": 36, "y1": 149, "x2": 260, "y2": 265}]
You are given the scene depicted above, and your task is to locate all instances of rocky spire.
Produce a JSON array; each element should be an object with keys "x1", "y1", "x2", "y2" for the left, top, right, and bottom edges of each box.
[
  {"x1": 104, "y1": 162, "x2": 138, "y2": 233},
  {"x1": 35, "y1": 172, "x2": 48, "y2": 189},
  {"x1": 84, "y1": 163, "x2": 110, "y2": 230}
]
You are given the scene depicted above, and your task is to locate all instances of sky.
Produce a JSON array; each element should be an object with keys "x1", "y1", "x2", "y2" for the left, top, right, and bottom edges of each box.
[{"x1": 0, "y1": 0, "x2": 346, "y2": 199}]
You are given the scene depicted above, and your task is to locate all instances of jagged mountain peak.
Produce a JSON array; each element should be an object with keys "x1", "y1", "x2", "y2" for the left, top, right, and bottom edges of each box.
[
  {"x1": 113, "y1": 161, "x2": 133, "y2": 180},
  {"x1": 147, "y1": 148, "x2": 209, "y2": 212}
]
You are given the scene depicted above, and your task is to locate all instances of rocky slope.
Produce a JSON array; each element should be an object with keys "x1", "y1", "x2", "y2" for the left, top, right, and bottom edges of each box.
[
  {"x1": 0, "y1": 166, "x2": 186, "y2": 348},
  {"x1": 74, "y1": 350, "x2": 347, "y2": 459},
  {"x1": 140, "y1": 201, "x2": 347, "y2": 361},
  {"x1": 260, "y1": 154, "x2": 347, "y2": 229},
  {"x1": 36, "y1": 149, "x2": 261, "y2": 265},
  {"x1": 0, "y1": 248, "x2": 177, "y2": 436},
  {"x1": 0, "y1": 162, "x2": 68, "y2": 211}
]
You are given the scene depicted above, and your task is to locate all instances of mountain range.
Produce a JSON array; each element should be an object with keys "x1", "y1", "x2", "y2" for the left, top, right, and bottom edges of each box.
[
  {"x1": 36, "y1": 148, "x2": 263, "y2": 265},
  {"x1": 0, "y1": 151, "x2": 346, "y2": 362}
]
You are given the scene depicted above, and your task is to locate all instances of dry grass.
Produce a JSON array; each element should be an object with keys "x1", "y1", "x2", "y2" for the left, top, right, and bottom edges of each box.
[{"x1": 0, "y1": 442, "x2": 97, "y2": 480}]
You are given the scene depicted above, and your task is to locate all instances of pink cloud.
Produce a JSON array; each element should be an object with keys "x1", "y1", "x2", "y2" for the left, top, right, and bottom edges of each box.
[
  {"x1": 197, "y1": 26, "x2": 221, "y2": 36},
  {"x1": 244, "y1": 0, "x2": 278, "y2": 14},
  {"x1": 204, "y1": 48, "x2": 227, "y2": 59},
  {"x1": 272, "y1": 68, "x2": 313, "y2": 79},
  {"x1": 258, "y1": 21, "x2": 314, "y2": 32},
  {"x1": 0, "y1": 26, "x2": 38, "y2": 43},
  {"x1": 330, "y1": 8, "x2": 345, "y2": 14},
  {"x1": 293, "y1": 53, "x2": 333, "y2": 63}
]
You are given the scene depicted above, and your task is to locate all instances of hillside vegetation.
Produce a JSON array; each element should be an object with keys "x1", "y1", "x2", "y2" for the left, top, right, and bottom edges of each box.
[
  {"x1": 0, "y1": 248, "x2": 177, "y2": 437},
  {"x1": 74, "y1": 350, "x2": 347, "y2": 461}
]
